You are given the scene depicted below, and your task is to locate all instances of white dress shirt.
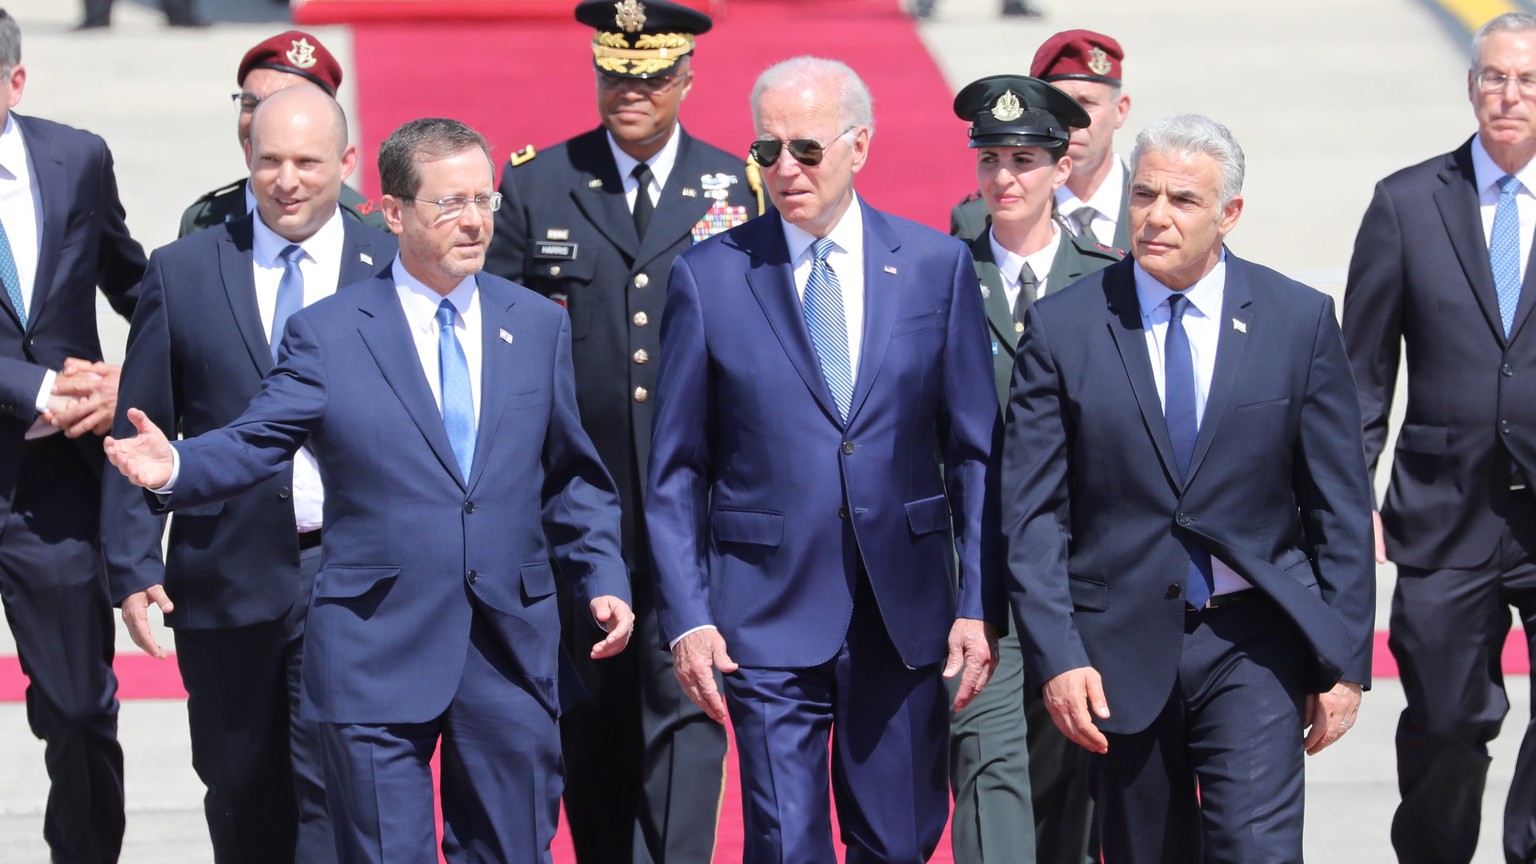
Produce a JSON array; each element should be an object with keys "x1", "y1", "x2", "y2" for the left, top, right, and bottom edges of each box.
[
  {"x1": 253, "y1": 209, "x2": 347, "y2": 532},
  {"x1": 0, "y1": 115, "x2": 56, "y2": 433},
  {"x1": 782, "y1": 193, "x2": 866, "y2": 378},
  {"x1": 1471, "y1": 134, "x2": 1536, "y2": 282},
  {"x1": 609, "y1": 126, "x2": 681, "y2": 214},
  {"x1": 1133, "y1": 254, "x2": 1252, "y2": 596},
  {"x1": 392, "y1": 258, "x2": 483, "y2": 422},
  {"x1": 988, "y1": 224, "x2": 1062, "y2": 315},
  {"x1": 1056, "y1": 158, "x2": 1126, "y2": 248}
]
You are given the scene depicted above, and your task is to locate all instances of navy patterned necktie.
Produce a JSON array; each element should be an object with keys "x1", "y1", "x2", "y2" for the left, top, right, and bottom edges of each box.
[
  {"x1": 0, "y1": 214, "x2": 26, "y2": 330},
  {"x1": 269, "y1": 244, "x2": 305, "y2": 362},
  {"x1": 1165, "y1": 294, "x2": 1213, "y2": 608},
  {"x1": 1492, "y1": 174, "x2": 1523, "y2": 338},
  {"x1": 803, "y1": 237, "x2": 853, "y2": 422},
  {"x1": 436, "y1": 299, "x2": 476, "y2": 481}
]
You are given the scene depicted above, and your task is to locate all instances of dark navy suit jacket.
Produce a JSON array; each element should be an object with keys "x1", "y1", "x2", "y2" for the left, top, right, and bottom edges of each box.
[
  {"x1": 646, "y1": 203, "x2": 1004, "y2": 670},
  {"x1": 0, "y1": 113, "x2": 145, "y2": 494},
  {"x1": 102, "y1": 214, "x2": 397, "y2": 627},
  {"x1": 1003, "y1": 253, "x2": 1376, "y2": 735},
  {"x1": 158, "y1": 270, "x2": 629, "y2": 724}
]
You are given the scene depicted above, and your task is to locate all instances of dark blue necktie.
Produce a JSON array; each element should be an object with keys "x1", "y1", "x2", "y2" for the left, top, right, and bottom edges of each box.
[
  {"x1": 0, "y1": 214, "x2": 26, "y2": 330},
  {"x1": 1492, "y1": 174, "x2": 1523, "y2": 338},
  {"x1": 436, "y1": 299, "x2": 476, "y2": 481},
  {"x1": 1165, "y1": 293, "x2": 1213, "y2": 608},
  {"x1": 269, "y1": 244, "x2": 305, "y2": 362},
  {"x1": 803, "y1": 237, "x2": 853, "y2": 422}
]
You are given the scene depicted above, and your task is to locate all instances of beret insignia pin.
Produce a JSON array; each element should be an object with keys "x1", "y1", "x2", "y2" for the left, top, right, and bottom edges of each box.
[
  {"x1": 287, "y1": 37, "x2": 318, "y2": 70},
  {"x1": 1087, "y1": 46, "x2": 1112, "y2": 76}
]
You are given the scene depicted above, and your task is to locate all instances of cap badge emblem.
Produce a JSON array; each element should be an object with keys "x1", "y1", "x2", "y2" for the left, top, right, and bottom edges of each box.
[
  {"x1": 286, "y1": 37, "x2": 318, "y2": 70},
  {"x1": 991, "y1": 89, "x2": 1024, "y2": 123},
  {"x1": 614, "y1": 0, "x2": 647, "y2": 33},
  {"x1": 1087, "y1": 46, "x2": 1112, "y2": 76}
]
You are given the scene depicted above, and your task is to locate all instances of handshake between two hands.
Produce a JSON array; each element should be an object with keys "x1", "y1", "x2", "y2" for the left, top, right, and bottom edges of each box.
[{"x1": 43, "y1": 357, "x2": 120, "y2": 437}]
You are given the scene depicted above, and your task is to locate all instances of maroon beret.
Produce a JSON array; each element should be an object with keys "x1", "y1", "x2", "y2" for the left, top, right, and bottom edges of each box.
[
  {"x1": 1030, "y1": 29, "x2": 1123, "y2": 86},
  {"x1": 236, "y1": 31, "x2": 343, "y2": 96}
]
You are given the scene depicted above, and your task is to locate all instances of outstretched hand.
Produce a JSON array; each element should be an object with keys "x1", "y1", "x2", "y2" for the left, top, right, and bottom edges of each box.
[{"x1": 103, "y1": 408, "x2": 174, "y2": 489}]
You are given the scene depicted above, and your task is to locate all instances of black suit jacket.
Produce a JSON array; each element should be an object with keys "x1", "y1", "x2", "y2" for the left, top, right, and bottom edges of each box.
[
  {"x1": 1344, "y1": 137, "x2": 1536, "y2": 569},
  {"x1": 1004, "y1": 254, "x2": 1375, "y2": 734},
  {"x1": 0, "y1": 113, "x2": 145, "y2": 496},
  {"x1": 485, "y1": 126, "x2": 756, "y2": 570},
  {"x1": 102, "y1": 214, "x2": 396, "y2": 627}
]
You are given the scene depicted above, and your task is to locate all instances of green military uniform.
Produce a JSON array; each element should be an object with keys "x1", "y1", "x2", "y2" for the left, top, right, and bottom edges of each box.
[
  {"x1": 178, "y1": 178, "x2": 386, "y2": 238},
  {"x1": 951, "y1": 164, "x2": 1131, "y2": 249}
]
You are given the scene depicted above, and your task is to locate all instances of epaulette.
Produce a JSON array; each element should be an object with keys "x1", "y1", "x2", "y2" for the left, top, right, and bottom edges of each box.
[
  {"x1": 508, "y1": 144, "x2": 537, "y2": 167},
  {"x1": 196, "y1": 179, "x2": 244, "y2": 204},
  {"x1": 957, "y1": 189, "x2": 983, "y2": 205}
]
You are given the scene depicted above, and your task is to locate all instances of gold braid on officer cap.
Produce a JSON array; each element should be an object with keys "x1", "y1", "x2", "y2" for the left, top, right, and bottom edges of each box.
[{"x1": 592, "y1": 32, "x2": 695, "y2": 76}]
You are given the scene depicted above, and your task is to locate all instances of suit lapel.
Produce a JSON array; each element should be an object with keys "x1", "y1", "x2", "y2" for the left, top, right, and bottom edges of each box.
[
  {"x1": 355, "y1": 277, "x2": 465, "y2": 487},
  {"x1": 1103, "y1": 261, "x2": 1180, "y2": 484},
  {"x1": 338, "y1": 218, "x2": 387, "y2": 287},
  {"x1": 633, "y1": 131, "x2": 715, "y2": 271},
  {"x1": 968, "y1": 231, "x2": 1017, "y2": 353},
  {"x1": 847, "y1": 206, "x2": 901, "y2": 423},
  {"x1": 20, "y1": 116, "x2": 63, "y2": 330},
  {"x1": 1185, "y1": 253, "x2": 1253, "y2": 485},
  {"x1": 218, "y1": 218, "x2": 272, "y2": 374},
  {"x1": 467, "y1": 279, "x2": 517, "y2": 491},
  {"x1": 741, "y1": 215, "x2": 844, "y2": 424},
  {"x1": 1435, "y1": 144, "x2": 1506, "y2": 343},
  {"x1": 568, "y1": 130, "x2": 639, "y2": 261}
]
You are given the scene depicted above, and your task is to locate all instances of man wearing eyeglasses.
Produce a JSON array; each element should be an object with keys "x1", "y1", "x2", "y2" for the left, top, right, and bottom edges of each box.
[
  {"x1": 101, "y1": 85, "x2": 395, "y2": 864},
  {"x1": 178, "y1": 30, "x2": 385, "y2": 239},
  {"x1": 647, "y1": 56, "x2": 1004, "y2": 864},
  {"x1": 1344, "y1": 12, "x2": 1536, "y2": 863},
  {"x1": 483, "y1": 2, "x2": 757, "y2": 861},
  {"x1": 105, "y1": 116, "x2": 633, "y2": 864}
]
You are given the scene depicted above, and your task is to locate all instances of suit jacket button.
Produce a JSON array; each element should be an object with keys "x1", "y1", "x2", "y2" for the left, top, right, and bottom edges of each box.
[
  {"x1": 634, "y1": 386, "x2": 649, "y2": 402},
  {"x1": 467, "y1": 570, "x2": 478, "y2": 584},
  {"x1": 1175, "y1": 513, "x2": 1191, "y2": 526},
  {"x1": 464, "y1": 501, "x2": 475, "y2": 513},
  {"x1": 1168, "y1": 583, "x2": 1182, "y2": 598},
  {"x1": 633, "y1": 349, "x2": 649, "y2": 365},
  {"x1": 633, "y1": 311, "x2": 649, "y2": 327},
  {"x1": 1504, "y1": 364, "x2": 1515, "y2": 377},
  {"x1": 634, "y1": 273, "x2": 649, "y2": 289},
  {"x1": 278, "y1": 486, "x2": 292, "y2": 500},
  {"x1": 838, "y1": 506, "x2": 849, "y2": 519},
  {"x1": 842, "y1": 441, "x2": 854, "y2": 455}
]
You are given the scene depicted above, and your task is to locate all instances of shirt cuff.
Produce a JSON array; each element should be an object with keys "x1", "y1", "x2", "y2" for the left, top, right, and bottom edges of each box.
[
  {"x1": 34, "y1": 369, "x2": 56, "y2": 414},
  {"x1": 150, "y1": 445, "x2": 181, "y2": 495},
  {"x1": 668, "y1": 624, "x2": 718, "y2": 650}
]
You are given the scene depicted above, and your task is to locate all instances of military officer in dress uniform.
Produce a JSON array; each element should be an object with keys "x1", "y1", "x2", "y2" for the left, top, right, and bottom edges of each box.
[
  {"x1": 483, "y1": 2, "x2": 758, "y2": 862},
  {"x1": 179, "y1": 31, "x2": 385, "y2": 238},
  {"x1": 952, "y1": 30, "x2": 1132, "y2": 253},
  {"x1": 951, "y1": 75, "x2": 1120, "y2": 864}
]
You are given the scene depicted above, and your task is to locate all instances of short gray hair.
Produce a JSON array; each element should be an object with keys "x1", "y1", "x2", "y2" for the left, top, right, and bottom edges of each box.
[
  {"x1": 751, "y1": 56, "x2": 875, "y2": 138},
  {"x1": 1130, "y1": 113, "x2": 1245, "y2": 206},
  {"x1": 377, "y1": 118, "x2": 491, "y2": 199},
  {"x1": 0, "y1": 10, "x2": 20, "y2": 72},
  {"x1": 1473, "y1": 13, "x2": 1536, "y2": 65}
]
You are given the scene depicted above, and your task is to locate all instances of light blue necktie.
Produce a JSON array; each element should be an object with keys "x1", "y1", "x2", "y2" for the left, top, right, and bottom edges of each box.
[
  {"x1": 436, "y1": 299, "x2": 476, "y2": 481},
  {"x1": 802, "y1": 237, "x2": 853, "y2": 422},
  {"x1": 1164, "y1": 294, "x2": 1214, "y2": 609},
  {"x1": 1492, "y1": 174, "x2": 1524, "y2": 338},
  {"x1": 269, "y1": 244, "x2": 305, "y2": 362},
  {"x1": 0, "y1": 215, "x2": 25, "y2": 330}
]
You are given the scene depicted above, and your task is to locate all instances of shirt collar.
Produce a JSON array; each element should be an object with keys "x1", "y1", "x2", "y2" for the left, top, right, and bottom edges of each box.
[
  {"x1": 1055, "y1": 158, "x2": 1125, "y2": 222},
  {"x1": 392, "y1": 254, "x2": 478, "y2": 332},
  {"x1": 1471, "y1": 133, "x2": 1536, "y2": 197},
  {"x1": 252, "y1": 205, "x2": 346, "y2": 268},
  {"x1": 0, "y1": 114, "x2": 27, "y2": 181},
  {"x1": 1133, "y1": 248, "x2": 1227, "y2": 321},
  {"x1": 781, "y1": 193, "x2": 864, "y2": 265},
  {"x1": 607, "y1": 124, "x2": 682, "y2": 193},
  {"x1": 988, "y1": 223, "x2": 1061, "y2": 287}
]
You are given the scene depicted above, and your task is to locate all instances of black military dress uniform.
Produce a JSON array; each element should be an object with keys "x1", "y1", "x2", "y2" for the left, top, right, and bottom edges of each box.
[{"x1": 484, "y1": 3, "x2": 759, "y2": 861}]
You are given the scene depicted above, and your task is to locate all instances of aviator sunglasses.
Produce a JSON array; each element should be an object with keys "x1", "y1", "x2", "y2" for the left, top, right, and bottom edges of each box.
[{"x1": 749, "y1": 126, "x2": 855, "y2": 168}]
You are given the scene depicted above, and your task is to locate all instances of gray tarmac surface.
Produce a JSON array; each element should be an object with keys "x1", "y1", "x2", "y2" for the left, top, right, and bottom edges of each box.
[{"x1": 0, "y1": 0, "x2": 1527, "y2": 860}]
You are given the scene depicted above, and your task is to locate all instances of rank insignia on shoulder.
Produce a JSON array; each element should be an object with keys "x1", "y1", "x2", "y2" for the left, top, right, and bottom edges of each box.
[
  {"x1": 509, "y1": 145, "x2": 536, "y2": 167},
  {"x1": 691, "y1": 201, "x2": 748, "y2": 243}
]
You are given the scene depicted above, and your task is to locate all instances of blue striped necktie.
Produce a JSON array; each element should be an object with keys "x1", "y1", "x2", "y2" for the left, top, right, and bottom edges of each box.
[
  {"x1": 436, "y1": 299, "x2": 476, "y2": 481},
  {"x1": 0, "y1": 215, "x2": 25, "y2": 330},
  {"x1": 1165, "y1": 293, "x2": 1213, "y2": 608},
  {"x1": 802, "y1": 237, "x2": 853, "y2": 422},
  {"x1": 1492, "y1": 173, "x2": 1524, "y2": 338}
]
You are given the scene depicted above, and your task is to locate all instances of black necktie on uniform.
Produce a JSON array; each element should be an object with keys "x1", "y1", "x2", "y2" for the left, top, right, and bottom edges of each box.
[
  {"x1": 631, "y1": 162, "x2": 655, "y2": 238},
  {"x1": 1013, "y1": 262, "x2": 1038, "y2": 326}
]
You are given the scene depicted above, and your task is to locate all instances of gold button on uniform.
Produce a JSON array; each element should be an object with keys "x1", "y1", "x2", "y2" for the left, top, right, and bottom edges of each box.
[
  {"x1": 633, "y1": 311, "x2": 649, "y2": 327},
  {"x1": 634, "y1": 273, "x2": 650, "y2": 289},
  {"x1": 1013, "y1": 321, "x2": 1025, "y2": 333},
  {"x1": 633, "y1": 349, "x2": 649, "y2": 365},
  {"x1": 549, "y1": 265, "x2": 562, "y2": 277},
  {"x1": 633, "y1": 387, "x2": 649, "y2": 402}
]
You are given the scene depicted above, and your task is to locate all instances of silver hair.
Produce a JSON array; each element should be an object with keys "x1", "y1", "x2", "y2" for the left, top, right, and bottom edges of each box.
[
  {"x1": 750, "y1": 56, "x2": 875, "y2": 138},
  {"x1": 1473, "y1": 13, "x2": 1536, "y2": 66},
  {"x1": 0, "y1": 10, "x2": 19, "y2": 72},
  {"x1": 1130, "y1": 113, "x2": 1245, "y2": 206}
]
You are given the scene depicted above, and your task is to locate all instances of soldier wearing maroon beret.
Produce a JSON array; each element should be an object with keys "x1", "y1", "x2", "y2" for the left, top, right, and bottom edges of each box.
[{"x1": 178, "y1": 30, "x2": 384, "y2": 237}]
